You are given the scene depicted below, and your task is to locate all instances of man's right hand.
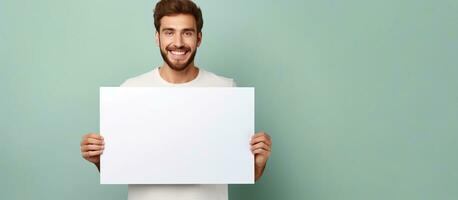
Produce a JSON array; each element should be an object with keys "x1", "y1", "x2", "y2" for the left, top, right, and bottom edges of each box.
[{"x1": 80, "y1": 133, "x2": 105, "y2": 170}]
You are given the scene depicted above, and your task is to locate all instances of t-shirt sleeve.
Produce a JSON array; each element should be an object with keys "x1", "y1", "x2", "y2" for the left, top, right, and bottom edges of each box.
[
  {"x1": 231, "y1": 79, "x2": 237, "y2": 87},
  {"x1": 120, "y1": 79, "x2": 131, "y2": 87}
]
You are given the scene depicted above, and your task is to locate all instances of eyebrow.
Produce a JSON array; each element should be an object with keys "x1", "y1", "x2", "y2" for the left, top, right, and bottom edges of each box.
[
  {"x1": 161, "y1": 28, "x2": 196, "y2": 32},
  {"x1": 182, "y1": 28, "x2": 196, "y2": 32},
  {"x1": 161, "y1": 28, "x2": 174, "y2": 32}
]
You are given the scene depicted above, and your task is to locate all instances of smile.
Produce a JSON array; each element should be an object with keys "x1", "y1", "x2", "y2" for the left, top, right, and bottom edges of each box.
[
  {"x1": 168, "y1": 50, "x2": 189, "y2": 60},
  {"x1": 170, "y1": 50, "x2": 186, "y2": 55}
]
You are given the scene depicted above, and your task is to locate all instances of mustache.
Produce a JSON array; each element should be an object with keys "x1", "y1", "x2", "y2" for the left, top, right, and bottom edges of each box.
[{"x1": 166, "y1": 45, "x2": 191, "y2": 51}]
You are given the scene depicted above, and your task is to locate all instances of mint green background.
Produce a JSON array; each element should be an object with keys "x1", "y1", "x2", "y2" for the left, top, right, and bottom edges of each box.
[{"x1": 1, "y1": 0, "x2": 457, "y2": 199}]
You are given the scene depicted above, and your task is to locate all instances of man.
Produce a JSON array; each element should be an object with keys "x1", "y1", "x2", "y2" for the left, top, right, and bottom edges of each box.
[{"x1": 80, "y1": 0, "x2": 272, "y2": 199}]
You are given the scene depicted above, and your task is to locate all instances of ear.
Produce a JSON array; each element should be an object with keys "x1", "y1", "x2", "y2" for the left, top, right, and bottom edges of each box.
[
  {"x1": 155, "y1": 31, "x2": 160, "y2": 47},
  {"x1": 196, "y1": 32, "x2": 202, "y2": 47}
]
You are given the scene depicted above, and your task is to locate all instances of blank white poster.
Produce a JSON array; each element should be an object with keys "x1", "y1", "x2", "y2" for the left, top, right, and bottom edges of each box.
[{"x1": 100, "y1": 87, "x2": 254, "y2": 184}]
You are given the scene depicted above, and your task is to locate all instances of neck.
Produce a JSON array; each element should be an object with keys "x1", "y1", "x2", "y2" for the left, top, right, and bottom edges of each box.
[{"x1": 159, "y1": 63, "x2": 199, "y2": 84}]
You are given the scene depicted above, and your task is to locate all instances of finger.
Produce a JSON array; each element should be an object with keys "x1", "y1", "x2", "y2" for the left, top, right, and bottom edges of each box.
[
  {"x1": 83, "y1": 133, "x2": 95, "y2": 139},
  {"x1": 88, "y1": 133, "x2": 104, "y2": 139},
  {"x1": 250, "y1": 142, "x2": 271, "y2": 152},
  {"x1": 81, "y1": 144, "x2": 104, "y2": 152},
  {"x1": 81, "y1": 133, "x2": 103, "y2": 145},
  {"x1": 83, "y1": 133, "x2": 103, "y2": 140},
  {"x1": 252, "y1": 132, "x2": 271, "y2": 140},
  {"x1": 82, "y1": 138, "x2": 104, "y2": 146},
  {"x1": 251, "y1": 132, "x2": 271, "y2": 141},
  {"x1": 252, "y1": 148, "x2": 270, "y2": 155},
  {"x1": 88, "y1": 138, "x2": 104, "y2": 145},
  {"x1": 250, "y1": 135, "x2": 271, "y2": 146},
  {"x1": 82, "y1": 150, "x2": 103, "y2": 158}
]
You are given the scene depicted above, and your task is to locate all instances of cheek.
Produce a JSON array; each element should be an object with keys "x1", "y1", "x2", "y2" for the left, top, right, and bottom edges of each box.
[
  {"x1": 185, "y1": 38, "x2": 198, "y2": 48},
  {"x1": 159, "y1": 37, "x2": 172, "y2": 48}
]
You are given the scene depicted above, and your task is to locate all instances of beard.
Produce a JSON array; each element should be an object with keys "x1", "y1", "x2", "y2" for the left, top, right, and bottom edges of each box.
[{"x1": 159, "y1": 42, "x2": 197, "y2": 71}]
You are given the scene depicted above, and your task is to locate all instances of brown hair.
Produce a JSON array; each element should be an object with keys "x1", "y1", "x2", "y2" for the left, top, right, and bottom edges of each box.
[{"x1": 153, "y1": 0, "x2": 203, "y2": 33}]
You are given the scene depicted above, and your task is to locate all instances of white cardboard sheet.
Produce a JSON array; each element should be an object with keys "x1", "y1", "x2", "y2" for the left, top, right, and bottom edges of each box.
[{"x1": 100, "y1": 87, "x2": 254, "y2": 184}]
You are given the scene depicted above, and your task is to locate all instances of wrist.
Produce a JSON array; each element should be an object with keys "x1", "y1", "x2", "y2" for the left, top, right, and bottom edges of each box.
[{"x1": 254, "y1": 164, "x2": 266, "y2": 182}]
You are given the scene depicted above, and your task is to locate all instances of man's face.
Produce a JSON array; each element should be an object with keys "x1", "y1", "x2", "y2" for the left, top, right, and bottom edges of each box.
[{"x1": 156, "y1": 14, "x2": 202, "y2": 71}]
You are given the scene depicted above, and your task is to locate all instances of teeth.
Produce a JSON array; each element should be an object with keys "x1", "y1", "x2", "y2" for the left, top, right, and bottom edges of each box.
[{"x1": 170, "y1": 51, "x2": 186, "y2": 55}]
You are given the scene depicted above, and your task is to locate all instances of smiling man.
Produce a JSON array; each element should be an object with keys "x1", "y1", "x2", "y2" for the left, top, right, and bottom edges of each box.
[{"x1": 80, "y1": 0, "x2": 272, "y2": 199}]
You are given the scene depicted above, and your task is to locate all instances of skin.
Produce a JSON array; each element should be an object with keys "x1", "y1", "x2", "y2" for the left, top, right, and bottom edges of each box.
[
  {"x1": 80, "y1": 14, "x2": 272, "y2": 182},
  {"x1": 157, "y1": 14, "x2": 201, "y2": 83}
]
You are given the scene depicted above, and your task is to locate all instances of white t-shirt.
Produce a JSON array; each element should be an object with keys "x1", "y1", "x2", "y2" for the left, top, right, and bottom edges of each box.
[{"x1": 121, "y1": 67, "x2": 235, "y2": 200}]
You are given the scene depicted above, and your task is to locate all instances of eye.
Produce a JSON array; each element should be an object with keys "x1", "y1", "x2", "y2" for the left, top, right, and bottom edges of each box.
[
  {"x1": 184, "y1": 31, "x2": 193, "y2": 37},
  {"x1": 164, "y1": 31, "x2": 173, "y2": 36}
]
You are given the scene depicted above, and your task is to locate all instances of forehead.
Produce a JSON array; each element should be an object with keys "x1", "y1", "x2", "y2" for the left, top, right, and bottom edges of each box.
[{"x1": 160, "y1": 14, "x2": 197, "y2": 30}]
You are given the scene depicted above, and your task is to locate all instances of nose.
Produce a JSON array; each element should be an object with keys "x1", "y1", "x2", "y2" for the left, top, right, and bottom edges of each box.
[{"x1": 173, "y1": 34, "x2": 184, "y2": 48}]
